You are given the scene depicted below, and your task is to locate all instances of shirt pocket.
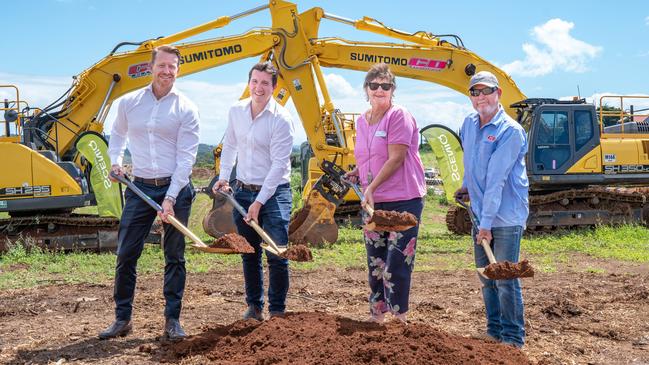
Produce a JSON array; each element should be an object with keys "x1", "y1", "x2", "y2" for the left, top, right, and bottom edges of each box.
[
  {"x1": 372, "y1": 132, "x2": 389, "y2": 161},
  {"x1": 476, "y1": 140, "x2": 496, "y2": 173}
]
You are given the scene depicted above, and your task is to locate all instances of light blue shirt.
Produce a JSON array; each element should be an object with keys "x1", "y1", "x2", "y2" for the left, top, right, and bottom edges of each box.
[{"x1": 459, "y1": 105, "x2": 529, "y2": 230}]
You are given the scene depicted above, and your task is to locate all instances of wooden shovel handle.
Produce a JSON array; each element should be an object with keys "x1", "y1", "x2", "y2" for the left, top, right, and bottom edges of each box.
[
  {"x1": 248, "y1": 220, "x2": 284, "y2": 255},
  {"x1": 111, "y1": 172, "x2": 208, "y2": 248},
  {"x1": 480, "y1": 239, "x2": 497, "y2": 265},
  {"x1": 167, "y1": 215, "x2": 208, "y2": 248}
]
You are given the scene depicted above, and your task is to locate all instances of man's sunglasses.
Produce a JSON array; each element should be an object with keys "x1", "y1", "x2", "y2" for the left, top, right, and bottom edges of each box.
[
  {"x1": 368, "y1": 82, "x2": 393, "y2": 91},
  {"x1": 469, "y1": 86, "x2": 498, "y2": 97}
]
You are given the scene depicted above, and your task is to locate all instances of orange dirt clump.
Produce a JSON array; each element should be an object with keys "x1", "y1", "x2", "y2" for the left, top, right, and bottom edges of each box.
[
  {"x1": 209, "y1": 233, "x2": 254, "y2": 254},
  {"x1": 484, "y1": 259, "x2": 535, "y2": 280},
  {"x1": 162, "y1": 312, "x2": 531, "y2": 364},
  {"x1": 370, "y1": 210, "x2": 418, "y2": 227},
  {"x1": 280, "y1": 244, "x2": 313, "y2": 262}
]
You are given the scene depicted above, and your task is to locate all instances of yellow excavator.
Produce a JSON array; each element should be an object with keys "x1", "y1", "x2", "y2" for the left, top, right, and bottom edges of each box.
[
  {"x1": 0, "y1": 0, "x2": 526, "y2": 249},
  {"x1": 2, "y1": 1, "x2": 648, "y2": 250},
  {"x1": 445, "y1": 95, "x2": 649, "y2": 234}
]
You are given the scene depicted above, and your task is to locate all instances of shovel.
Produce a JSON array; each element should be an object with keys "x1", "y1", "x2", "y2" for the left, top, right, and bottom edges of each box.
[
  {"x1": 348, "y1": 182, "x2": 375, "y2": 216},
  {"x1": 214, "y1": 189, "x2": 286, "y2": 256},
  {"x1": 348, "y1": 182, "x2": 417, "y2": 232},
  {"x1": 454, "y1": 197, "x2": 534, "y2": 280},
  {"x1": 111, "y1": 172, "x2": 209, "y2": 249}
]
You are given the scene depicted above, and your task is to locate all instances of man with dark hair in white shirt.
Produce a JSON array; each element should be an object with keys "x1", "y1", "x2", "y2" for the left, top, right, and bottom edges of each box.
[
  {"x1": 100, "y1": 45, "x2": 200, "y2": 341},
  {"x1": 213, "y1": 61, "x2": 294, "y2": 321}
]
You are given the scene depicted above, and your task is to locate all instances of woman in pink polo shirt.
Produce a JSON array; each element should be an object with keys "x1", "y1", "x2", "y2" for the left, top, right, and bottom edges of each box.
[{"x1": 346, "y1": 63, "x2": 426, "y2": 323}]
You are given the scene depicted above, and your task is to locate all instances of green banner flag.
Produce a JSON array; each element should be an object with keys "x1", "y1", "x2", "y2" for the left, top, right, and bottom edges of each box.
[
  {"x1": 420, "y1": 124, "x2": 464, "y2": 204},
  {"x1": 76, "y1": 132, "x2": 122, "y2": 218}
]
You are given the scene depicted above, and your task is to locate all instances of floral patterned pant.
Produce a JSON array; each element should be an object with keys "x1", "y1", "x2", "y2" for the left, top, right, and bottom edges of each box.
[{"x1": 363, "y1": 197, "x2": 424, "y2": 316}]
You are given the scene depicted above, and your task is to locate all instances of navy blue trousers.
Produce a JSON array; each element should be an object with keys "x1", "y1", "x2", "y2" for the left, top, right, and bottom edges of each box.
[
  {"x1": 232, "y1": 183, "x2": 291, "y2": 313},
  {"x1": 113, "y1": 181, "x2": 194, "y2": 321}
]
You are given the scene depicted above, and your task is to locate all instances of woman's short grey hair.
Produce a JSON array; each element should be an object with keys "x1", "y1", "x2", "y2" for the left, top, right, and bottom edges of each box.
[{"x1": 363, "y1": 63, "x2": 396, "y2": 101}]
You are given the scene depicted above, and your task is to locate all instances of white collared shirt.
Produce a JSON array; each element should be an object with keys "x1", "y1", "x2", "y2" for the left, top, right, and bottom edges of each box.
[
  {"x1": 108, "y1": 84, "x2": 200, "y2": 199},
  {"x1": 219, "y1": 97, "x2": 294, "y2": 205}
]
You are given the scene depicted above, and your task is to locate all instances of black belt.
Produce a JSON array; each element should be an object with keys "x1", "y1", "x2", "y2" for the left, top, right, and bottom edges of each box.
[
  {"x1": 235, "y1": 180, "x2": 262, "y2": 192},
  {"x1": 134, "y1": 176, "x2": 172, "y2": 186}
]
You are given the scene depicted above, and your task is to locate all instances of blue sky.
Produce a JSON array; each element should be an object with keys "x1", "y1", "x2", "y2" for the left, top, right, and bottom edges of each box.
[{"x1": 2, "y1": 0, "x2": 648, "y2": 143}]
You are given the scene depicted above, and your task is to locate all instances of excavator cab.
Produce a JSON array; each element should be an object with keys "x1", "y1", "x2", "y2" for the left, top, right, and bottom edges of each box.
[{"x1": 520, "y1": 99, "x2": 600, "y2": 182}]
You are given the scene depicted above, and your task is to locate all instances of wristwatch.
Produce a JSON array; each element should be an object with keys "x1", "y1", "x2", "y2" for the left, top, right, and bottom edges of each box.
[{"x1": 164, "y1": 195, "x2": 176, "y2": 205}]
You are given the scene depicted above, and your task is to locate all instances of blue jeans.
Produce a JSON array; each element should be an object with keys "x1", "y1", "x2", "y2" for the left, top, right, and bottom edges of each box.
[
  {"x1": 233, "y1": 183, "x2": 291, "y2": 313},
  {"x1": 114, "y1": 181, "x2": 194, "y2": 321},
  {"x1": 473, "y1": 225, "x2": 526, "y2": 347}
]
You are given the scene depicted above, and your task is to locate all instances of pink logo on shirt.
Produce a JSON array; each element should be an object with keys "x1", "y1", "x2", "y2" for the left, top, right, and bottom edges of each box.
[{"x1": 487, "y1": 135, "x2": 496, "y2": 142}]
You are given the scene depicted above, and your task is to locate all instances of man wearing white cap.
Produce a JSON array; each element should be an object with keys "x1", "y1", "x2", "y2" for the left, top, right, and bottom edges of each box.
[{"x1": 454, "y1": 71, "x2": 529, "y2": 348}]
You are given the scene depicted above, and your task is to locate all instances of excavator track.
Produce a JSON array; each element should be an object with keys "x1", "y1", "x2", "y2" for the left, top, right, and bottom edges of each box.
[
  {"x1": 445, "y1": 205, "x2": 473, "y2": 235},
  {"x1": 0, "y1": 214, "x2": 121, "y2": 252},
  {"x1": 445, "y1": 187, "x2": 648, "y2": 235}
]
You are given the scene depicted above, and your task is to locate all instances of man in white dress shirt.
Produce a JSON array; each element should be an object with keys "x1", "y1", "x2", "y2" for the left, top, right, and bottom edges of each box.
[
  {"x1": 100, "y1": 45, "x2": 200, "y2": 341},
  {"x1": 213, "y1": 61, "x2": 294, "y2": 321}
]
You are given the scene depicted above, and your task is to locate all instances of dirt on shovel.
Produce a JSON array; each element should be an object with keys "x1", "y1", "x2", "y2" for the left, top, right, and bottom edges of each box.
[
  {"x1": 279, "y1": 244, "x2": 313, "y2": 262},
  {"x1": 209, "y1": 233, "x2": 255, "y2": 254},
  {"x1": 367, "y1": 210, "x2": 418, "y2": 231},
  {"x1": 483, "y1": 259, "x2": 535, "y2": 280}
]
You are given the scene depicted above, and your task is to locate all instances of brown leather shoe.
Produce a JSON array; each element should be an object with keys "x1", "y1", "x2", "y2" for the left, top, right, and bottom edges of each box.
[
  {"x1": 98, "y1": 320, "x2": 132, "y2": 340},
  {"x1": 164, "y1": 318, "x2": 186, "y2": 341}
]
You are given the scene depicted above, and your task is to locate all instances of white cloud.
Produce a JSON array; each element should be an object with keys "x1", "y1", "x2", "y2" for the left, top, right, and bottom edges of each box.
[
  {"x1": 501, "y1": 18, "x2": 602, "y2": 77},
  {"x1": 0, "y1": 72, "x2": 73, "y2": 109},
  {"x1": 646, "y1": 16, "x2": 649, "y2": 26},
  {"x1": 577, "y1": 92, "x2": 649, "y2": 110},
  {"x1": 324, "y1": 73, "x2": 358, "y2": 98}
]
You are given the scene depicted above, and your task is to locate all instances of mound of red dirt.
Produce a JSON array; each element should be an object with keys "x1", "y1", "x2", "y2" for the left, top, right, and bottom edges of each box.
[
  {"x1": 209, "y1": 233, "x2": 254, "y2": 253},
  {"x1": 371, "y1": 209, "x2": 418, "y2": 227},
  {"x1": 280, "y1": 244, "x2": 313, "y2": 262},
  {"x1": 484, "y1": 259, "x2": 535, "y2": 280},
  {"x1": 163, "y1": 312, "x2": 530, "y2": 364}
]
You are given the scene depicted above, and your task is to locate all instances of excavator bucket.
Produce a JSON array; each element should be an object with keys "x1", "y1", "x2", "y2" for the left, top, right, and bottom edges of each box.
[
  {"x1": 202, "y1": 194, "x2": 237, "y2": 238},
  {"x1": 200, "y1": 175, "x2": 237, "y2": 238},
  {"x1": 289, "y1": 189, "x2": 339, "y2": 246},
  {"x1": 288, "y1": 160, "x2": 350, "y2": 246}
]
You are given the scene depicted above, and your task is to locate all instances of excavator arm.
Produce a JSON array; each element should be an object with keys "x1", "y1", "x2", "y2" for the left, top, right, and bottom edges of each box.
[
  {"x1": 266, "y1": 3, "x2": 528, "y2": 245},
  {"x1": 313, "y1": 38, "x2": 526, "y2": 118},
  {"x1": 4, "y1": 0, "x2": 531, "y2": 251},
  {"x1": 35, "y1": 30, "x2": 279, "y2": 158}
]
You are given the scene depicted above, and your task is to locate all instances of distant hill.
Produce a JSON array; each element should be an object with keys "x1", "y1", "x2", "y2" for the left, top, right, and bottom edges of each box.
[{"x1": 112, "y1": 142, "x2": 300, "y2": 168}]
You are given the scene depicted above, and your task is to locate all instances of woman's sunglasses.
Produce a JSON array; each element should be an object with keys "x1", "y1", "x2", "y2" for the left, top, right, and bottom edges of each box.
[
  {"x1": 368, "y1": 82, "x2": 393, "y2": 91},
  {"x1": 469, "y1": 86, "x2": 498, "y2": 97}
]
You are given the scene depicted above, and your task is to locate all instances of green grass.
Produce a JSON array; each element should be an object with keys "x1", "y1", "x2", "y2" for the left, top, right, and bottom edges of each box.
[{"x1": 2, "y1": 176, "x2": 649, "y2": 290}]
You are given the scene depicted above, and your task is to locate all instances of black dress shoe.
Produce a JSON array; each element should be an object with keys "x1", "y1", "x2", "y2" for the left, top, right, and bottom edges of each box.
[
  {"x1": 98, "y1": 319, "x2": 132, "y2": 340},
  {"x1": 164, "y1": 318, "x2": 186, "y2": 341}
]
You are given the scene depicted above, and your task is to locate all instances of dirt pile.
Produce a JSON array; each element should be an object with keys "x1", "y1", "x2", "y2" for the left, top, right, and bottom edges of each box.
[
  {"x1": 483, "y1": 259, "x2": 535, "y2": 280},
  {"x1": 280, "y1": 244, "x2": 313, "y2": 262},
  {"x1": 163, "y1": 312, "x2": 530, "y2": 364},
  {"x1": 367, "y1": 209, "x2": 418, "y2": 232},
  {"x1": 370, "y1": 209, "x2": 418, "y2": 229},
  {"x1": 209, "y1": 233, "x2": 254, "y2": 254}
]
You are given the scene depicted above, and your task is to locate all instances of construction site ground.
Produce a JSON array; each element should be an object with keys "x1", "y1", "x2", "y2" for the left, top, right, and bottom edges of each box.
[{"x1": 0, "y1": 253, "x2": 647, "y2": 364}]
